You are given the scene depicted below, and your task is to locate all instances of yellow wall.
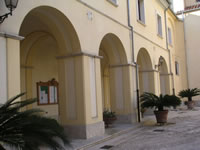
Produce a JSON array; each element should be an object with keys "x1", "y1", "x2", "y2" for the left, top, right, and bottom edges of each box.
[
  {"x1": 21, "y1": 35, "x2": 59, "y2": 119},
  {"x1": 7, "y1": 39, "x2": 21, "y2": 99},
  {"x1": 0, "y1": 0, "x2": 189, "y2": 138},
  {"x1": 184, "y1": 14, "x2": 200, "y2": 99}
]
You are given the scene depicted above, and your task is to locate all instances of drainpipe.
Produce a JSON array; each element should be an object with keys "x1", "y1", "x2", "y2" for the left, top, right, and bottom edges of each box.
[
  {"x1": 127, "y1": 0, "x2": 141, "y2": 122},
  {"x1": 164, "y1": 7, "x2": 175, "y2": 95}
]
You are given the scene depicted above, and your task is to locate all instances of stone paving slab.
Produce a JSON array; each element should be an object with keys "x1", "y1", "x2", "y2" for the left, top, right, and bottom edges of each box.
[{"x1": 83, "y1": 107, "x2": 200, "y2": 150}]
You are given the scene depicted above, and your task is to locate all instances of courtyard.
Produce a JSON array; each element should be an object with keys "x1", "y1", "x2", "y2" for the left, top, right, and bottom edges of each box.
[{"x1": 72, "y1": 107, "x2": 200, "y2": 150}]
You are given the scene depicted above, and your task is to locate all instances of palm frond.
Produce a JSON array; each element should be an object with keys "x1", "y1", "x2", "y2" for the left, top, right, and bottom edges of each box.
[
  {"x1": 163, "y1": 95, "x2": 181, "y2": 108},
  {"x1": 178, "y1": 88, "x2": 200, "y2": 101},
  {"x1": 140, "y1": 92, "x2": 181, "y2": 111},
  {"x1": 140, "y1": 92, "x2": 159, "y2": 109},
  {"x1": 0, "y1": 93, "x2": 70, "y2": 150}
]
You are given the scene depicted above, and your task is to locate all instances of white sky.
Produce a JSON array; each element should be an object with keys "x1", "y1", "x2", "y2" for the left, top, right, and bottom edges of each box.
[{"x1": 173, "y1": 0, "x2": 184, "y2": 12}]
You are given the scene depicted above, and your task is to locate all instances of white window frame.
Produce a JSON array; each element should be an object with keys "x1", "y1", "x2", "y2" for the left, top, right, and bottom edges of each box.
[
  {"x1": 136, "y1": 0, "x2": 145, "y2": 24},
  {"x1": 175, "y1": 61, "x2": 180, "y2": 75},
  {"x1": 168, "y1": 27, "x2": 172, "y2": 45},
  {"x1": 157, "y1": 13, "x2": 163, "y2": 37}
]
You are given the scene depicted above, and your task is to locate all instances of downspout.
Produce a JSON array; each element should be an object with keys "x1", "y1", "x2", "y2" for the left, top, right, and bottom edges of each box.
[
  {"x1": 164, "y1": 7, "x2": 175, "y2": 95},
  {"x1": 127, "y1": 0, "x2": 141, "y2": 122}
]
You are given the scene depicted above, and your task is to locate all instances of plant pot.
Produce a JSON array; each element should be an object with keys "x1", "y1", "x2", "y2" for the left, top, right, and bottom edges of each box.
[
  {"x1": 154, "y1": 110, "x2": 168, "y2": 123},
  {"x1": 187, "y1": 101, "x2": 195, "y2": 109},
  {"x1": 103, "y1": 117, "x2": 117, "y2": 127}
]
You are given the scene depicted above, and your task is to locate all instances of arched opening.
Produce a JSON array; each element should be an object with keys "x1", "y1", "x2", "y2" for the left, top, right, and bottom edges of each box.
[
  {"x1": 99, "y1": 33, "x2": 127, "y2": 120},
  {"x1": 20, "y1": 6, "x2": 81, "y2": 124},
  {"x1": 158, "y1": 56, "x2": 170, "y2": 95},
  {"x1": 137, "y1": 48, "x2": 154, "y2": 94}
]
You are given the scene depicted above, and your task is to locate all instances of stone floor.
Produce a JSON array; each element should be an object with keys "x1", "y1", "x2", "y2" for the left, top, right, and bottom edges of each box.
[{"x1": 81, "y1": 107, "x2": 200, "y2": 150}]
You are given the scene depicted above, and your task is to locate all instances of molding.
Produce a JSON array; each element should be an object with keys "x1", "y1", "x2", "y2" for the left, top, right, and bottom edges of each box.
[
  {"x1": 56, "y1": 52, "x2": 103, "y2": 59},
  {"x1": 107, "y1": 0, "x2": 119, "y2": 7},
  {"x1": 20, "y1": 65, "x2": 34, "y2": 69},
  {"x1": 158, "y1": 0, "x2": 169, "y2": 9},
  {"x1": 110, "y1": 63, "x2": 136, "y2": 68},
  {"x1": 0, "y1": 32, "x2": 24, "y2": 41},
  {"x1": 133, "y1": 30, "x2": 169, "y2": 52},
  {"x1": 139, "y1": 69, "x2": 158, "y2": 73},
  {"x1": 177, "y1": 7, "x2": 200, "y2": 15},
  {"x1": 76, "y1": 0, "x2": 129, "y2": 30},
  {"x1": 160, "y1": 73, "x2": 171, "y2": 76}
]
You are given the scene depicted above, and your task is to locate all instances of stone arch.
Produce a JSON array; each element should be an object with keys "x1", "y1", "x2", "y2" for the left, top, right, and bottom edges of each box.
[
  {"x1": 99, "y1": 33, "x2": 128, "y2": 65},
  {"x1": 99, "y1": 33, "x2": 128, "y2": 118},
  {"x1": 19, "y1": 6, "x2": 81, "y2": 55},
  {"x1": 19, "y1": 6, "x2": 81, "y2": 126},
  {"x1": 137, "y1": 48, "x2": 155, "y2": 94}
]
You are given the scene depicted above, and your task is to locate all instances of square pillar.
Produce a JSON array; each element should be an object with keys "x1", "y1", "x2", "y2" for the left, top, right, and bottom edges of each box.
[
  {"x1": 109, "y1": 64, "x2": 138, "y2": 123},
  {"x1": 58, "y1": 54, "x2": 104, "y2": 139},
  {"x1": 0, "y1": 37, "x2": 7, "y2": 103},
  {"x1": 0, "y1": 34, "x2": 22, "y2": 103},
  {"x1": 7, "y1": 38, "x2": 21, "y2": 99}
]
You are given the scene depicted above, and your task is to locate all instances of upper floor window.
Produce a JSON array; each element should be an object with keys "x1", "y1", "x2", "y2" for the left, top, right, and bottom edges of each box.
[
  {"x1": 137, "y1": 0, "x2": 145, "y2": 23},
  {"x1": 157, "y1": 14, "x2": 162, "y2": 37},
  {"x1": 175, "y1": 61, "x2": 179, "y2": 75},
  {"x1": 168, "y1": 27, "x2": 172, "y2": 45}
]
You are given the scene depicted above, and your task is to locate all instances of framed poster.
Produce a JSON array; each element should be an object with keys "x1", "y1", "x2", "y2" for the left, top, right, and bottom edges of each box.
[{"x1": 37, "y1": 79, "x2": 59, "y2": 105}]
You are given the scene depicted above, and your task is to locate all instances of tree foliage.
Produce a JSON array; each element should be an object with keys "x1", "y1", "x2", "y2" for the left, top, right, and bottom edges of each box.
[
  {"x1": 0, "y1": 93, "x2": 69, "y2": 150},
  {"x1": 140, "y1": 92, "x2": 181, "y2": 111},
  {"x1": 178, "y1": 88, "x2": 200, "y2": 101}
]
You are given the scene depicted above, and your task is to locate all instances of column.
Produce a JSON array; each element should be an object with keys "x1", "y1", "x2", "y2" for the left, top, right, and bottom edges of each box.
[
  {"x1": 110, "y1": 64, "x2": 138, "y2": 123},
  {"x1": 0, "y1": 34, "x2": 22, "y2": 103},
  {"x1": 58, "y1": 54, "x2": 104, "y2": 139},
  {"x1": 0, "y1": 37, "x2": 7, "y2": 103},
  {"x1": 7, "y1": 38, "x2": 21, "y2": 99}
]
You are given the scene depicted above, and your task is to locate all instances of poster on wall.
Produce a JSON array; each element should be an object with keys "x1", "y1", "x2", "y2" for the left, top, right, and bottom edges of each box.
[{"x1": 37, "y1": 79, "x2": 59, "y2": 105}]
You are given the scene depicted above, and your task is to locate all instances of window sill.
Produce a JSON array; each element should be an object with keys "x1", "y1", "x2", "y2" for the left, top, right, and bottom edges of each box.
[
  {"x1": 157, "y1": 34, "x2": 163, "y2": 39},
  {"x1": 137, "y1": 19, "x2": 146, "y2": 27},
  {"x1": 169, "y1": 43, "x2": 173, "y2": 47},
  {"x1": 106, "y1": 0, "x2": 119, "y2": 7}
]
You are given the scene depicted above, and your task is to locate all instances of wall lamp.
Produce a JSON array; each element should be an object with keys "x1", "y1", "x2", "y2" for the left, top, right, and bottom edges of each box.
[
  {"x1": 0, "y1": 0, "x2": 19, "y2": 24},
  {"x1": 155, "y1": 56, "x2": 164, "y2": 69}
]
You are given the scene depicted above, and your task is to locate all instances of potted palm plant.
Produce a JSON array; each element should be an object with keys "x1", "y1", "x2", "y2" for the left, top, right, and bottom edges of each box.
[
  {"x1": 140, "y1": 92, "x2": 181, "y2": 124},
  {"x1": 103, "y1": 110, "x2": 116, "y2": 127},
  {"x1": 178, "y1": 88, "x2": 200, "y2": 109}
]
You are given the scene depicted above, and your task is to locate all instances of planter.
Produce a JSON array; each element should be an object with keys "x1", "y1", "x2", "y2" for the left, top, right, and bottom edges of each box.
[
  {"x1": 103, "y1": 117, "x2": 117, "y2": 127},
  {"x1": 154, "y1": 110, "x2": 168, "y2": 123},
  {"x1": 187, "y1": 101, "x2": 195, "y2": 109}
]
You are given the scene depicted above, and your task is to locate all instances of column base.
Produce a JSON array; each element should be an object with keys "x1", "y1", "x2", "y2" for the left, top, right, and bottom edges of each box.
[
  {"x1": 143, "y1": 108, "x2": 154, "y2": 116},
  {"x1": 64, "y1": 121, "x2": 105, "y2": 139}
]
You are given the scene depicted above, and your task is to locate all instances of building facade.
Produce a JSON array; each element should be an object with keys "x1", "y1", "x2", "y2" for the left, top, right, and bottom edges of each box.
[
  {"x1": 176, "y1": 0, "x2": 200, "y2": 100},
  {"x1": 0, "y1": 0, "x2": 188, "y2": 139}
]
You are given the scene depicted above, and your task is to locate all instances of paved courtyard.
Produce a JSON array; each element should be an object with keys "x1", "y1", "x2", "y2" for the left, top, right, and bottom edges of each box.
[{"x1": 82, "y1": 108, "x2": 200, "y2": 150}]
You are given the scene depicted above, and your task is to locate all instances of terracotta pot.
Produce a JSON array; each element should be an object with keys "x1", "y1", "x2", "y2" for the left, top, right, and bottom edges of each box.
[
  {"x1": 154, "y1": 110, "x2": 168, "y2": 123},
  {"x1": 103, "y1": 117, "x2": 117, "y2": 127},
  {"x1": 187, "y1": 101, "x2": 195, "y2": 109}
]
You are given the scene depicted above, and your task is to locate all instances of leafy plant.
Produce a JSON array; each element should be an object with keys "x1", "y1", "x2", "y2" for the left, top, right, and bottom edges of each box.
[
  {"x1": 0, "y1": 93, "x2": 69, "y2": 150},
  {"x1": 140, "y1": 92, "x2": 181, "y2": 111},
  {"x1": 178, "y1": 88, "x2": 200, "y2": 102},
  {"x1": 103, "y1": 110, "x2": 116, "y2": 118}
]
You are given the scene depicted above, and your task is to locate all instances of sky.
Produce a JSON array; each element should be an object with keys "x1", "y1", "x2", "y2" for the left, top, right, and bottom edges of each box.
[{"x1": 173, "y1": 0, "x2": 184, "y2": 12}]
